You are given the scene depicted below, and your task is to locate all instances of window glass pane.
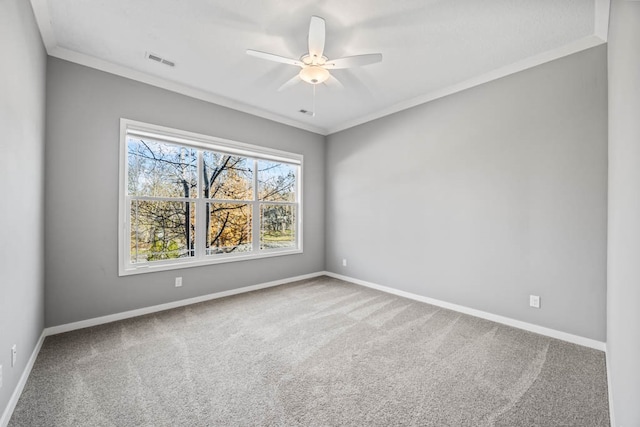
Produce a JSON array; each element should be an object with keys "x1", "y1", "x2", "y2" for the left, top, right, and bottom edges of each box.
[
  {"x1": 127, "y1": 137, "x2": 197, "y2": 198},
  {"x1": 130, "y1": 200, "x2": 195, "y2": 263},
  {"x1": 202, "y1": 152, "x2": 253, "y2": 200},
  {"x1": 258, "y1": 161, "x2": 296, "y2": 202},
  {"x1": 260, "y1": 204, "x2": 296, "y2": 250},
  {"x1": 207, "y1": 202, "x2": 252, "y2": 254}
]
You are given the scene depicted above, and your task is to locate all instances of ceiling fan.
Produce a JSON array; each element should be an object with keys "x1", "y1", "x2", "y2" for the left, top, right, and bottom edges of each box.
[{"x1": 247, "y1": 16, "x2": 382, "y2": 92}]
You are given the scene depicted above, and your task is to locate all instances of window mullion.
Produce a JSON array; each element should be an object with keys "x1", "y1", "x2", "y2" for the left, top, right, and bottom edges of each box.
[
  {"x1": 195, "y1": 150, "x2": 206, "y2": 260},
  {"x1": 125, "y1": 195, "x2": 133, "y2": 269},
  {"x1": 252, "y1": 158, "x2": 260, "y2": 252}
]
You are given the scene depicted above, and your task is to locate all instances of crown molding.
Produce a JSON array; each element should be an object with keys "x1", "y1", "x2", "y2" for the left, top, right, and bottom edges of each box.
[
  {"x1": 30, "y1": 0, "x2": 609, "y2": 137},
  {"x1": 327, "y1": 35, "x2": 606, "y2": 134},
  {"x1": 48, "y1": 47, "x2": 329, "y2": 135}
]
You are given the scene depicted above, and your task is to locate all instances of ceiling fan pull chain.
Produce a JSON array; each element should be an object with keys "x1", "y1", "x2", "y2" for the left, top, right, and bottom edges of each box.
[{"x1": 312, "y1": 84, "x2": 316, "y2": 117}]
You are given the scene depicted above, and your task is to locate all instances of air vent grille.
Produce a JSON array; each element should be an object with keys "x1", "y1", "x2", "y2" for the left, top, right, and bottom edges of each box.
[{"x1": 146, "y1": 52, "x2": 175, "y2": 67}]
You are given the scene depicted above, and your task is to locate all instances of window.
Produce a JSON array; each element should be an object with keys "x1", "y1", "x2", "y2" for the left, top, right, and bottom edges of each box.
[{"x1": 119, "y1": 119, "x2": 302, "y2": 275}]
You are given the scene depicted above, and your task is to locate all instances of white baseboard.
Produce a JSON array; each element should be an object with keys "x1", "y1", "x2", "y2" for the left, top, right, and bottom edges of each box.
[
  {"x1": 44, "y1": 271, "x2": 325, "y2": 337},
  {"x1": 0, "y1": 271, "x2": 325, "y2": 427},
  {"x1": 0, "y1": 271, "x2": 325, "y2": 425},
  {"x1": 2, "y1": 271, "x2": 610, "y2": 426},
  {"x1": 324, "y1": 271, "x2": 606, "y2": 351},
  {"x1": 606, "y1": 348, "x2": 616, "y2": 427},
  {"x1": 0, "y1": 331, "x2": 46, "y2": 427}
]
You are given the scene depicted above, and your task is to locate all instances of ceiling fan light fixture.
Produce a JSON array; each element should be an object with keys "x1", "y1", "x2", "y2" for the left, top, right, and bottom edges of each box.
[{"x1": 299, "y1": 66, "x2": 330, "y2": 84}]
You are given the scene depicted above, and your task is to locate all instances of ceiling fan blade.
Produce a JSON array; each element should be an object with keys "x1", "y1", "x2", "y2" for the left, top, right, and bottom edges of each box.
[
  {"x1": 246, "y1": 49, "x2": 303, "y2": 67},
  {"x1": 325, "y1": 53, "x2": 383, "y2": 69},
  {"x1": 308, "y1": 16, "x2": 326, "y2": 59},
  {"x1": 323, "y1": 74, "x2": 344, "y2": 90},
  {"x1": 277, "y1": 74, "x2": 302, "y2": 92}
]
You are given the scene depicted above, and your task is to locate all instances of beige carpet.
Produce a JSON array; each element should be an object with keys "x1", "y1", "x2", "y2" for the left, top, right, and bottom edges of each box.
[{"x1": 9, "y1": 276, "x2": 609, "y2": 426}]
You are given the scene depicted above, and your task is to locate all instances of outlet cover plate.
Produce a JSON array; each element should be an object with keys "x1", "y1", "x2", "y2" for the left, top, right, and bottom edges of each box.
[
  {"x1": 529, "y1": 295, "x2": 541, "y2": 309},
  {"x1": 11, "y1": 345, "x2": 16, "y2": 367}
]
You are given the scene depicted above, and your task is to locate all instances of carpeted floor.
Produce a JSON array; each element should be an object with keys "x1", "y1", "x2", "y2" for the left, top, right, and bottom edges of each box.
[{"x1": 9, "y1": 276, "x2": 609, "y2": 426}]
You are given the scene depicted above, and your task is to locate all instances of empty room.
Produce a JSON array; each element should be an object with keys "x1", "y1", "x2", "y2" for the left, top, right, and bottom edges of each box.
[{"x1": 1, "y1": 0, "x2": 639, "y2": 426}]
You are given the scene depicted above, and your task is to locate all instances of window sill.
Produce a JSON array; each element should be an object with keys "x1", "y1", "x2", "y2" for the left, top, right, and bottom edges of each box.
[{"x1": 119, "y1": 248, "x2": 303, "y2": 276}]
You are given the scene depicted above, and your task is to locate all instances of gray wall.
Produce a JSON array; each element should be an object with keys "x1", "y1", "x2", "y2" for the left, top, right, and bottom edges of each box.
[
  {"x1": 44, "y1": 58, "x2": 325, "y2": 327},
  {"x1": 607, "y1": 1, "x2": 640, "y2": 425},
  {"x1": 326, "y1": 46, "x2": 608, "y2": 341},
  {"x1": 0, "y1": 0, "x2": 46, "y2": 419}
]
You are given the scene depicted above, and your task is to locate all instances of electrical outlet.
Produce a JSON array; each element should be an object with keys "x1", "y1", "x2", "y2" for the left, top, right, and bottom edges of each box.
[
  {"x1": 342, "y1": 259, "x2": 347, "y2": 267},
  {"x1": 529, "y1": 295, "x2": 541, "y2": 309},
  {"x1": 11, "y1": 345, "x2": 17, "y2": 367},
  {"x1": 175, "y1": 277, "x2": 182, "y2": 287}
]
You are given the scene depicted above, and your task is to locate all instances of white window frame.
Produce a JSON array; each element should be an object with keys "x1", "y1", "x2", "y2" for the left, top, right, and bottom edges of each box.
[{"x1": 118, "y1": 119, "x2": 303, "y2": 276}]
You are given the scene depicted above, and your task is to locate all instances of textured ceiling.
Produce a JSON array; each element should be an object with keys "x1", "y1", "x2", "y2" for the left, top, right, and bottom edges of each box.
[{"x1": 30, "y1": 0, "x2": 609, "y2": 135}]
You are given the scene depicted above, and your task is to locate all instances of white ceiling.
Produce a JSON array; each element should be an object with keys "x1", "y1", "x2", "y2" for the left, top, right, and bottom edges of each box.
[{"x1": 30, "y1": 0, "x2": 609, "y2": 135}]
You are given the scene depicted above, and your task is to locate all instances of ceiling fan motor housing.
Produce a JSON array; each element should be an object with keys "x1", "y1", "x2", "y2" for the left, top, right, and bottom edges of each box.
[{"x1": 301, "y1": 53, "x2": 327, "y2": 66}]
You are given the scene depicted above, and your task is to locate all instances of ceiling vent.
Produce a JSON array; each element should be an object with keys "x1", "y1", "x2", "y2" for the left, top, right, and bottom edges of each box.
[
  {"x1": 146, "y1": 52, "x2": 175, "y2": 67},
  {"x1": 299, "y1": 109, "x2": 314, "y2": 116}
]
